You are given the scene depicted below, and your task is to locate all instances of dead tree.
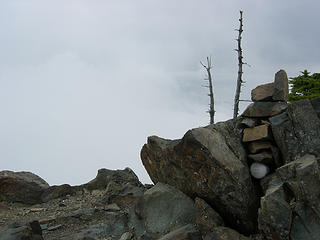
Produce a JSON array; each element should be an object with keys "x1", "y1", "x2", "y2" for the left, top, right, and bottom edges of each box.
[
  {"x1": 233, "y1": 10, "x2": 244, "y2": 119},
  {"x1": 201, "y1": 56, "x2": 215, "y2": 124}
]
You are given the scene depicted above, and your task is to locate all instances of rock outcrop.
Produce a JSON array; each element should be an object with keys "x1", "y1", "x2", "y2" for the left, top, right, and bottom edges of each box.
[
  {"x1": 1, "y1": 169, "x2": 208, "y2": 240},
  {"x1": 141, "y1": 70, "x2": 320, "y2": 239},
  {"x1": 270, "y1": 99, "x2": 320, "y2": 164},
  {"x1": 141, "y1": 122, "x2": 259, "y2": 235},
  {"x1": 259, "y1": 154, "x2": 320, "y2": 240},
  {"x1": 0, "y1": 171, "x2": 49, "y2": 205},
  {"x1": 129, "y1": 182, "x2": 198, "y2": 239}
]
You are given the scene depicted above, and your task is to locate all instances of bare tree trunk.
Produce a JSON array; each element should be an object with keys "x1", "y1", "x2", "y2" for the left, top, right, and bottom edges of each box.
[
  {"x1": 201, "y1": 56, "x2": 215, "y2": 124},
  {"x1": 233, "y1": 10, "x2": 244, "y2": 119}
]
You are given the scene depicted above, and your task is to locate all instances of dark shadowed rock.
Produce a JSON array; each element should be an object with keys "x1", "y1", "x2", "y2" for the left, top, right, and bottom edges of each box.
[
  {"x1": 273, "y1": 69, "x2": 289, "y2": 101},
  {"x1": 141, "y1": 120, "x2": 259, "y2": 234},
  {"x1": 130, "y1": 183, "x2": 195, "y2": 239},
  {"x1": 258, "y1": 154, "x2": 320, "y2": 240},
  {"x1": 194, "y1": 197, "x2": 224, "y2": 237},
  {"x1": 248, "y1": 151, "x2": 273, "y2": 165},
  {"x1": 310, "y1": 97, "x2": 320, "y2": 118},
  {"x1": 157, "y1": 224, "x2": 202, "y2": 240},
  {"x1": 242, "y1": 102, "x2": 288, "y2": 117},
  {"x1": 0, "y1": 171, "x2": 49, "y2": 205},
  {"x1": 251, "y1": 83, "x2": 274, "y2": 102},
  {"x1": 0, "y1": 221, "x2": 43, "y2": 240},
  {"x1": 270, "y1": 99, "x2": 320, "y2": 163},
  {"x1": 248, "y1": 141, "x2": 272, "y2": 154}
]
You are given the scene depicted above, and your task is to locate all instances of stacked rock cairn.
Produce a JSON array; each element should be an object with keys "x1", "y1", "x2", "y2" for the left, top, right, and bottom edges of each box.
[{"x1": 241, "y1": 70, "x2": 289, "y2": 179}]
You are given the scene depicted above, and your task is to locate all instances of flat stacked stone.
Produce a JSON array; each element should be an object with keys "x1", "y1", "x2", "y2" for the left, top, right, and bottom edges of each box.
[{"x1": 241, "y1": 70, "x2": 289, "y2": 178}]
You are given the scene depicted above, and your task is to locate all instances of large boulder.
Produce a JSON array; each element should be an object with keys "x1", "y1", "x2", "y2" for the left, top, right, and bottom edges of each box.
[
  {"x1": 269, "y1": 98, "x2": 320, "y2": 164},
  {"x1": 141, "y1": 119, "x2": 259, "y2": 234},
  {"x1": 258, "y1": 154, "x2": 320, "y2": 240},
  {"x1": 0, "y1": 171, "x2": 49, "y2": 205},
  {"x1": 129, "y1": 183, "x2": 196, "y2": 239}
]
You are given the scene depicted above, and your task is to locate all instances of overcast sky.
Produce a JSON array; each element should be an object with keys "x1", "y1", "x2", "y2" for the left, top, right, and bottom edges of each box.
[{"x1": 1, "y1": 0, "x2": 319, "y2": 185}]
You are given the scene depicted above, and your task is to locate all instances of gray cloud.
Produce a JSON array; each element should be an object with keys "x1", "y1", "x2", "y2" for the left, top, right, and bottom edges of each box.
[{"x1": 1, "y1": 0, "x2": 319, "y2": 185}]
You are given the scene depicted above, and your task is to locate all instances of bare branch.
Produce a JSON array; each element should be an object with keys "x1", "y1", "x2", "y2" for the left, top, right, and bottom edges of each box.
[
  {"x1": 233, "y1": 10, "x2": 244, "y2": 119},
  {"x1": 201, "y1": 56, "x2": 215, "y2": 124}
]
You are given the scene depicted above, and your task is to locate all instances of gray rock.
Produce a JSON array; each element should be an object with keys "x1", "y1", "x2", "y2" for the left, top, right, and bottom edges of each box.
[
  {"x1": 98, "y1": 181, "x2": 146, "y2": 209},
  {"x1": 72, "y1": 208, "x2": 96, "y2": 220},
  {"x1": 258, "y1": 183, "x2": 292, "y2": 239},
  {"x1": 41, "y1": 184, "x2": 75, "y2": 203},
  {"x1": 208, "y1": 118, "x2": 248, "y2": 165},
  {"x1": 242, "y1": 102, "x2": 288, "y2": 117},
  {"x1": 157, "y1": 224, "x2": 202, "y2": 240},
  {"x1": 251, "y1": 83, "x2": 274, "y2": 102},
  {"x1": 258, "y1": 154, "x2": 320, "y2": 240},
  {"x1": 194, "y1": 197, "x2": 224, "y2": 237},
  {"x1": 141, "y1": 121, "x2": 259, "y2": 235},
  {"x1": 131, "y1": 183, "x2": 195, "y2": 238},
  {"x1": 239, "y1": 117, "x2": 258, "y2": 128},
  {"x1": 82, "y1": 168, "x2": 142, "y2": 191},
  {"x1": 105, "y1": 203, "x2": 121, "y2": 211},
  {"x1": 203, "y1": 227, "x2": 250, "y2": 240},
  {"x1": 270, "y1": 99, "x2": 320, "y2": 163},
  {"x1": 310, "y1": 97, "x2": 320, "y2": 118},
  {"x1": 273, "y1": 69, "x2": 289, "y2": 101},
  {"x1": 62, "y1": 212, "x2": 129, "y2": 240},
  {"x1": 0, "y1": 221, "x2": 43, "y2": 240},
  {"x1": 290, "y1": 203, "x2": 320, "y2": 240},
  {"x1": 119, "y1": 232, "x2": 133, "y2": 240},
  {"x1": 0, "y1": 171, "x2": 49, "y2": 205}
]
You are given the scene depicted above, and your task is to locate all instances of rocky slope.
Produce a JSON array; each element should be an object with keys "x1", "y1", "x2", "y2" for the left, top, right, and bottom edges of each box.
[
  {"x1": 1, "y1": 70, "x2": 320, "y2": 240},
  {"x1": 141, "y1": 70, "x2": 320, "y2": 240}
]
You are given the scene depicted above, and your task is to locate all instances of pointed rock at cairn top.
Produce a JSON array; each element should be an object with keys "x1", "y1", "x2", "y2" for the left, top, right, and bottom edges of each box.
[
  {"x1": 250, "y1": 70, "x2": 289, "y2": 103},
  {"x1": 273, "y1": 69, "x2": 289, "y2": 102}
]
